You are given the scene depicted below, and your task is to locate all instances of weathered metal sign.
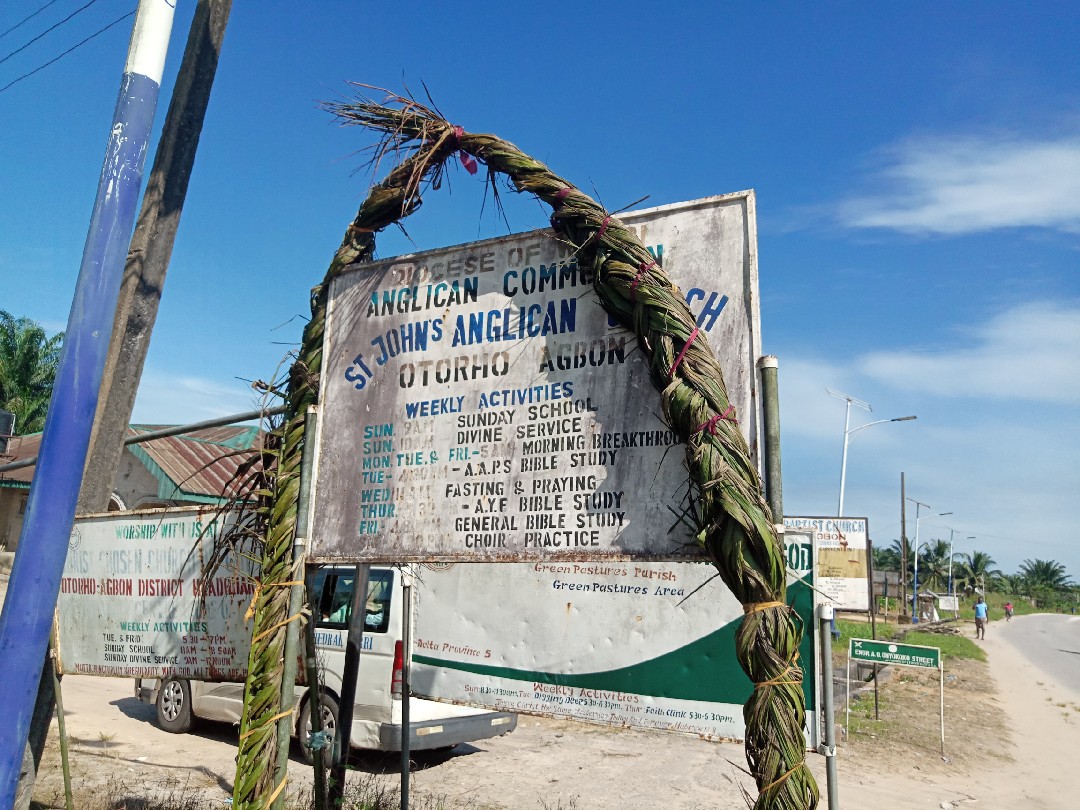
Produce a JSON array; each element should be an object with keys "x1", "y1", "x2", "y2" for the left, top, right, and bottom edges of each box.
[
  {"x1": 409, "y1": 528, "x2": 816, "y2": 742},
  {"x1": 311, "y1": 193, "x2": 761, "y2": 562},
  {"x1": 55, "y1": 507, "x2": 253, "y2": 680},
  {"x1": 937, "y1": 595, "x2": 960, "y2": 612},
  {"x1": 784, "y1": 516, "x2": 870, "y2": 611},
  {"x1": 846, "y1": 636, "x2": 946, "y2": 754}
]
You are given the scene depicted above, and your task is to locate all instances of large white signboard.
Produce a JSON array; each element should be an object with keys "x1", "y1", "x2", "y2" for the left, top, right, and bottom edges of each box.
[
  {"x1": 311, "y1": 193, "x2": 761, "y2": 562},
  {"x1": 410, "y1": 528, "x2": 816, "y2": 742},
  {"x1": 784, "y1": 516, "x2": 869, "y2": 611},
  {"x1": 56, "y1": 507, "x2": 254, "y2": 680}
]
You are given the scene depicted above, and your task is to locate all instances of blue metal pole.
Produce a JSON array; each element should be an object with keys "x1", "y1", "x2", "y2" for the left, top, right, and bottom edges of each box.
[{"x1": 0, "y1": 2, "x2": 175, "y2": 802}]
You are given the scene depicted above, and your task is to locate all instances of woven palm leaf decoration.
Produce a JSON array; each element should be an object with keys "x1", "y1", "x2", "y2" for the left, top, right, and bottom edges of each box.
[{"x1": 232, "y1": 89, "x2": 818, "y2": 810}]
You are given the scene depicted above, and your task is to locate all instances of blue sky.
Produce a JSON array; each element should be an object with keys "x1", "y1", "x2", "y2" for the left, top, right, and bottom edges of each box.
[{"x1": 2, "y1": 2, "x2": 1078, "y2": 577}]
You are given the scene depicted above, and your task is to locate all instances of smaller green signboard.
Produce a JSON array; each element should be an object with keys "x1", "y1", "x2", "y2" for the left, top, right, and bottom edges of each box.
[{"x1": 849, "y1": 638, "x2": 940, "y2": 669}]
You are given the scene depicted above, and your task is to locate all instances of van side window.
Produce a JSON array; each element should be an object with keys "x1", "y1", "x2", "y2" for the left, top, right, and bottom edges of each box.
[
  {"x1": 312, "y1": 568, "x2": 393, "y2": 634},
  {"x1": 364, "y1": 569, "x2": 392, "y2": 634}
]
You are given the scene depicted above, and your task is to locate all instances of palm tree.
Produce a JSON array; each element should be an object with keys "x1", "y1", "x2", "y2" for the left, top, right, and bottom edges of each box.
[
  {"x1": 955, "y1": 551, "x2": 1002, "y2": 595},
  {"x1": 1019, "y1": 559, "x2": 1073, "y2": 590},
  {"x1": 916, "y1": 539, "x2": 952, "y2": 592},
  {"x1": 0, "y1": 311, "x2": 64, "y2": 434},
  {"x1": 993, "y1": 573, "x2": 1023, "y2": 595},
  {"x1": 890, "y1": 537, "x2": 913, "y2": 578},
  {"x1": 873, "y1": 543, "x2": 901, "y2": 572}
]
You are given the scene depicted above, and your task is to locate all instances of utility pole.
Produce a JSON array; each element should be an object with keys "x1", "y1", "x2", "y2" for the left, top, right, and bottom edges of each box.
[
  {"x1": 81, "y1": 0, "x2": 234, "y2": 511},
  {"x1": 948, "y1": 528, "x2": 956, "y2": 596},
  {"x1": 0, "y1": 3, "x2": 176, "y2": 805},
  {"x1": 17, "y1": 4, "x2": 233, "y2": 807}
]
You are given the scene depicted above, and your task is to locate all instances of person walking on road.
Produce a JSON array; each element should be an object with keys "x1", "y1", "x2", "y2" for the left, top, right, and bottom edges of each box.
[
  {"x1": 1004, "y1": 601, "x2": 1014, "y2": 621},
  {"x1": 974, "y1": 596, "x2": 989, "y2": 639}
]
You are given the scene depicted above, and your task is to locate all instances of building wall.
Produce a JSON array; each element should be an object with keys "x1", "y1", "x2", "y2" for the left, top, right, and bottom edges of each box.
[
  {"x1": 0, "y1": 488, "x2": 28, "y2": 551},
  {"x1": 110, "y1": 451, "x2": 175, "y2": 511},
  {"x1": 1, "y1": 449, "x2": 185, "y2": 551}
]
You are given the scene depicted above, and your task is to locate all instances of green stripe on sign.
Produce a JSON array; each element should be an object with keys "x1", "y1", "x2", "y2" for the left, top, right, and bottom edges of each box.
[{"x1": 416, "y1": 579, "x2": 816, "y2": 706}]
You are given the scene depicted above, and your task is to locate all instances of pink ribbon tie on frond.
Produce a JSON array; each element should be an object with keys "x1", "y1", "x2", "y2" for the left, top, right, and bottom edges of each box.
[
  {"x1": 631, "y1": 260, "x2": 657, "y2": 301},
  {"x1": 693, "y1": 405, "x2": 737, "y2": 436},
  {"x1": 593, "y1": 215, "x2": 612, "y2": 245},
  {"x1": 452, "y1": 126, "x2": 478, "y2": 175},
  {"x1": 669, "y1": 327, "x2": 700, "y2": 378}
]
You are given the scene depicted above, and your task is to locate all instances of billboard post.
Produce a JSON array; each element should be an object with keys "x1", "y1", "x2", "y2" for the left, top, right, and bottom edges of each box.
[
  {"x1": 310, "y1": 194, "x2": 762, "y2": 564},
  {"x1": 818, "y1": 603, "x2": 840, "y2": 810}
]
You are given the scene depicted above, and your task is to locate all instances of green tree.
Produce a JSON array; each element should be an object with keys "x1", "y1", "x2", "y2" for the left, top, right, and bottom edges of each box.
[
  {"x1": 890, "y1": 537, "x2": 912, "y2": 578},
  {"x1": 955, "y1": 551, "x2": 1002, "y2": 595},
  {"x1": 915, "y1": 539, "x2": 951, "y2": 592},
  {"x1": 873, "y1": 543, "x2": 901, "y2": 571},
  {"x1": 1019, "y1": 559, "x2": 1073, "y2": 590},
  {"x1": 0, "y1": 311, "x2": 63, "y2": 434}
]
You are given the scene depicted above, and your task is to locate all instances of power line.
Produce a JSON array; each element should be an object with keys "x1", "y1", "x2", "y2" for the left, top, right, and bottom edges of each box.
[
  {"x1": 0, "y1": 8, "x2": 133, "y2": 96},
  {"x1": 0, "y1": 0, "x2": 61, "y2": 41},
  {"x1": 0, "y1": 0, "x2": 103, "y2": 67}
]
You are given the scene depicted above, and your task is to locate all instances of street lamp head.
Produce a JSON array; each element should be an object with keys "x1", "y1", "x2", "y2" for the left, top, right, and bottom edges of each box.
[
  {"x1": 832, "y1": 395, "x2": 915, "y2": 517},
  {"x1": 827, "y1": 388, "x2": 872, "y2": 412},
  {"x1": 918, "y1": 510, "x2": 952, "y2": 522}
]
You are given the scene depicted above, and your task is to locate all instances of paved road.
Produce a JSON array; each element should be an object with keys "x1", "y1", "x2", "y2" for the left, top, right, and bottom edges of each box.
[{"x1": 994, "y1": 613, "x2": 1080, "y2": 696}]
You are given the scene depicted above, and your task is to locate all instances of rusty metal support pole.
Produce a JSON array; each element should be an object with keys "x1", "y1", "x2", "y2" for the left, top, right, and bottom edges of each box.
[
  {"x1": 757, "y1": 356, "x2": 783, "y2": 521},
  {"x1": 818, "y1": 604, "x2": 840, "y2": 810},
  {"x1": 329, "y1": 565, "x2": 369, "y2": 806}
]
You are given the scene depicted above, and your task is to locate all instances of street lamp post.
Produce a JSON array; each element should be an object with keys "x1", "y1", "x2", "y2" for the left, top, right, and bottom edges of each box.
[
  {"x1": 947, "y1": 528, "x2": 956, "y2": 596},
  {"x1": 911, "y1": 505, "x2": 952, "y2": 623},
  {"x1": 828, "y1": 389, "x2": 916, "y2": 517}
]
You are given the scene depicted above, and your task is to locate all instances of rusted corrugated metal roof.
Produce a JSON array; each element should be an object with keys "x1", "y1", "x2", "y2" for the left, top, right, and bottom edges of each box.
[
  {"x1": 0, "y1": 425, "x2": 264, "y2": 502},
  {"x1": 0, "y1": 434, "x2": 39, "y2": 486},
  {"x1": 127, "y1": 424, "x2": 262, "y2": 501}
]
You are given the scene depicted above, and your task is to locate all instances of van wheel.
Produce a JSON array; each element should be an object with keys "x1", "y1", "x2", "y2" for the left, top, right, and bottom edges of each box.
[
  {"x1": 156, "y1": 678, "x2": 193, "y2": 733},
  {"x1": 299, "y1": 693, "x2": 339, "y2": 766}
]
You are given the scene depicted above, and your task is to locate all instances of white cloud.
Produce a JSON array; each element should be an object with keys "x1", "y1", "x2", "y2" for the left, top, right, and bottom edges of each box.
[
  {"x1": 857, "y1": 301, "x2": 1080, "y2": 403},
  {"x1": 776, "y1": 302, "x2": 1080, "y2": 574},
  {"x1": 837, "y1": 135, "x2": 1080, "y2": 234},
  {"x1": 131, "y1": 372, "x2": 266, "y2": 425},
  {"x1": 770, "y1": 357, "x2": 851, "y2": 441}
]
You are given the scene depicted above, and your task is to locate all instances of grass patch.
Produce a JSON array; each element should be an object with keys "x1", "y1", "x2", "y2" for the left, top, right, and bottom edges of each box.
[
  {"x1": 831, "y1": 618, "x2": 896, "y2": 653},
  {"x1": 901, "y1": 631, "x2": 985, "y2": 662},
  {"x1": 844, "y1": 690, "x2": 894, "y2": 739}
]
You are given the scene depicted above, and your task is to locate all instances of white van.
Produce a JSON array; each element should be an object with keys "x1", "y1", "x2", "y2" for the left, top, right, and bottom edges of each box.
[{"x1": 136, "y1": 565, "x2": 516, "y2": 761}]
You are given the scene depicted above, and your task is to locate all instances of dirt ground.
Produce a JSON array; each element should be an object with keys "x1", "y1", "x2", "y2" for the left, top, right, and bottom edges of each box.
[{"x1": 23, "y1": 615, "x2": 1080, "y2": 810}]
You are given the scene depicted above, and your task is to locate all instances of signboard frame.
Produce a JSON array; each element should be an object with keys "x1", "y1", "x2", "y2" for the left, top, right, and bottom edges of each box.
[
  {"x1": 784, "y1": 516, "x2": 870, "y2": 612},
  {"x1": 309, "y1": 192, "x2": 762, "y2": 564},
  {"x1": 55, "y1": 505, "x2": 254, "y2": 680}
]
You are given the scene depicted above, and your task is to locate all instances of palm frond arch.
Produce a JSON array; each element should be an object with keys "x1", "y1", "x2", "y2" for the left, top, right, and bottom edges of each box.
[{"x1": 232, "y1": 89, "x2": 818, "y2": 810}]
